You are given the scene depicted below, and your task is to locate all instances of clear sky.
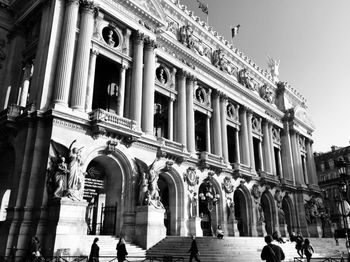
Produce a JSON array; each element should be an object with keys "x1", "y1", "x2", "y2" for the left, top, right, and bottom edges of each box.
[{"x1": 179, "y1": 0, "x2": 350, "y2": 153}]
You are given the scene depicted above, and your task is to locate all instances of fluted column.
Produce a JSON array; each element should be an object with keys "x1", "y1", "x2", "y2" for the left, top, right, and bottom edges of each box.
[
  {"x1": 71, "y1": 1, "x2": 95, "y2": 111},
  {"x1": 290, "y1": 130, "x2": 303, "y2": 185},
  {"x1": 85, "y1": 50, "x2": 98, "y2": 112},
  {"x1": 141, "y1": 38, "x2": 157, "y2": 135},
  {"x1": 235, "y1": 128, "x2": 241, "y2": 164},
  {"x1": 168, "y1": 97, "x2": 174, "y2": 140},
  {"x1": 239, "y1": 106, "x2": 249, "y2": 165},
  {"x1": 177, "y1": 70, "x2": 187, "y2": 146},
  {"x1": 206, "y1": 115, "x2": 211, "y2": 153},
  {"x1": 247, "y1": 109, "x2": 255, "y2": 171},
  {"x1": 262, "y1": 120, "x2": 272, "y2": 173},
  {"x1": 212, "y1": 90, "x2": 222, "y2": 156},
  {"x1": 280, "y1": 122, "x2": 295, "y2": 181},
  {"x1": 306, "y1": 139, "x2": 317, "y2": 185},
  {"x1": 186, "y1": 75, "x2": 195, "y2": 153},
  {"x1": 269, "y1": 123, "x2": 277, "y2": 175},
  {"x1": 258, "y1": 139, "x2": 264, "y2": 171},
  {"x1": 53, "y1": 0, "x2": 80, "y2": 107},
  {"x1": 116, "y1": 64, "x2": 127, "y2": 116},
  {"x1": 130, "y1": 31, "x2": 144, "y2": 126},
  {"x1": 220, "y1": 94, "x2": 229, "y2": 163},
  {"x1": 19, "y1": 63, "x2": 34, "y2": 107},
  {"x1": 277, "y1": 149, "x2": 283, "y2": 178}
]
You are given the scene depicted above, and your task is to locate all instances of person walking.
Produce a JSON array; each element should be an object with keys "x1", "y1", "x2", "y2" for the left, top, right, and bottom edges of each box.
[
  {"x1": 88, "y1": 238, "x2": 100, "y2": 262},
  {"x1": 188, "y1": 235, "x2": 201, "y2": 262},
  {"x1": 301, "y1": 238, "x2": 314, "y2": 262},
  {"x1": 261, "y1": 235, "x2": 285, "y2": 262},
  {"x1": 116, "y1": 236, "x2": 128, "y2": 262}
]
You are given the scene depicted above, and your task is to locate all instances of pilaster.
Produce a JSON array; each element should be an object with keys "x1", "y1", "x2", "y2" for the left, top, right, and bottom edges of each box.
[
  {"x1": 176, "y1": 69, "x2": 187, "y2": 147},
  {"x1": 220, "y1": 93, "x2": 229, "y2": 163},
  {"x1": 186, "y1": 74, "x2": 196, "y2": 154},
  {"x1": 85, "y1": 49, "x2": 98, "y2": 112},
  {"x1": 212, "y1": 90, "x2": 222, "y2": 156}
]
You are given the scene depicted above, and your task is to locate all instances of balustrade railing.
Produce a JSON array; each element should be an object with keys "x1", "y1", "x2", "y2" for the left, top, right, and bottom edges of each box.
[{"x1": 89, "y1": 109, "x2": 137, "y2": 130}]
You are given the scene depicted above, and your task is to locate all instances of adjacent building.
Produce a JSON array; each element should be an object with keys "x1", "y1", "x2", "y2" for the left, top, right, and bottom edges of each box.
[{"x1": 0, "y1": 0, "x2": 320, "y2": 256}]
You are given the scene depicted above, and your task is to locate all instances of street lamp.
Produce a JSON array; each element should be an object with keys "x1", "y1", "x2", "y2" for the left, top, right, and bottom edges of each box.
[{"x1": 337, "y1": 158, "x2": 350, "y2": 261}]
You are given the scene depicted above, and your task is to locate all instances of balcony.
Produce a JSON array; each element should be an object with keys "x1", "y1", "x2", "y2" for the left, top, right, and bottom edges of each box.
[{"x1": 89, "y1": 109, "x2": 142, "y2": 141}]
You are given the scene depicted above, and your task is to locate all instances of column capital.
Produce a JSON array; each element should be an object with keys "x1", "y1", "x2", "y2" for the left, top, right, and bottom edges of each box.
[
  {"x1": 144, "y1": 37, "x2": 157, "y2": 50},
  {"x1": 186, "y1": 73, "x2": 196, "y2": 82},
  {"x1": 80, "y1": 0, "x2": 95, "y2": 12},
  {"x1": 91, "y1": 48, "x2": 99, "y2": 56},
  {"x1": 133, "y1": 31, "x2": 145, "y2": 45},
  {"x1": 66, "y1": 0, "x2": 80, "y2": 6},
  {"x1": 177, "y1": 68, "x2": 187, "y2": 78},
  {"x1": 289, "y1": 128, "x2": 299, "y2": 136},
  {"x1": 219, "y1": 92, "x2": 227, "y2": 102}
]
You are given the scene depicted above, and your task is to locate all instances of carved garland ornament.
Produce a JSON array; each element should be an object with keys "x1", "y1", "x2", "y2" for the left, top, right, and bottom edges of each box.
[{"x1": 183, "y1": 167, "x2": 199, "y2": 186}]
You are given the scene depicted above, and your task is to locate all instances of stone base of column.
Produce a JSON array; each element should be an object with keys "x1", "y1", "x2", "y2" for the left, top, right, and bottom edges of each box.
[
  {"x1": 46, "y1": 198, "x2": 88, "y2": 256},
  {"x1": 135, "y1": 205, "x2": 166, "y2": 249},
  {"x1": 308, "y1": 223, "x2": 322, "y2": 237},
  {"x1": 122, "y1": 212, "x2": 136, "y2": 242},
  {"x1": 188, "y1": 216, "x2": 203, "y2": 237},
  {"x1": 256, "y1": 221, "x2": 267, "y2": 237},
  {"x1": 279, "y1": 224, "x2": 289, "y2": 238}
]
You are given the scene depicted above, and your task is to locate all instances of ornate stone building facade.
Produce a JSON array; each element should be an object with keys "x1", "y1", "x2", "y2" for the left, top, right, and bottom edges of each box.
[
  {"x1": 0, "y1": 0, "x2": 320, "y2": 256},
  {"x1": 314, "y1": 146, "x2": 350, "y2": 235}
]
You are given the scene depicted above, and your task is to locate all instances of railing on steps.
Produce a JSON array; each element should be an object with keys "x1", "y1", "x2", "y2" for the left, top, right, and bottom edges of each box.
[
  {"x1": 0, "y1": 256, "x2": 184, "y2": 262},
  {"x1": 293, "y1": 257, "x2": 346, "y2": 262}
]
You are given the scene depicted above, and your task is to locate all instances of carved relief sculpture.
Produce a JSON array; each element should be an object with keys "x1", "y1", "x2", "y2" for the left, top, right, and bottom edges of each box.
[
  {"x1": 251, "y1": 184, "x2": 264, "y2": 222},
  {"x1": 260, "y1": 84, "x2": 275, "y2": 104},
  {"x1": 47, "y1": 140, "x2": 86, "y2": 201},
  {"x1": 184, "y1": 167, "x2": 199, "y2": 218},
  {"x1": 179, "y1": 24, "x2": 194, "y2": 48},
  {"x1": 222, "y1": 176, "x2": 235, "y2": 220}
]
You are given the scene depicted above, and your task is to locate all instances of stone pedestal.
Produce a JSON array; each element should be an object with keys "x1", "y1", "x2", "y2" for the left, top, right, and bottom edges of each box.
[
  {"x1": 280, "y1": 224, "x2": 289, "y2": 238},
  {"x1": 47, "y1": 198, "x2": 88, "y2": 256},
  {"x1": 135, "y1": 205, "x2": 166, "y2": 249},
  {"x1": 308, "y1": 223, "x2": 322, "y2": 237},
  {"x1": 189, "y1": 217, "x2": 203, "y2": 237},
  {"x1": 226, "y1": 219, "x2": 239, "y2": 236}
]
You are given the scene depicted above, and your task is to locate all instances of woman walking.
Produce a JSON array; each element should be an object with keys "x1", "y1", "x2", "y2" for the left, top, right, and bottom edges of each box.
[
  {"x1": 116, "y1": 236, "x2": 128, "y2": 262},
  {"x1": 88, "y1": 238, "x2": 100, "y2": 262},
  {"x1": 302, "y1": 238, "x2": 314, "y2": 262}
]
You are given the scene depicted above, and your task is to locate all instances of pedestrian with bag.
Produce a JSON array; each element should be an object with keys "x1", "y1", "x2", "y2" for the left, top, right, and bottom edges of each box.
[
  {"x1": 301, "y1": 238, "x2": 314, "y2": 262},
  {"x1": 116, "y1": 236, "x2": 128, "y2": 262},
  {"x1": 88, "y1": 238, "x2": 100, "y2": 262},
  {"x1": 188, "y1": 235, "x2": 201, "y2": 262},
  {"x1": 261, "y1": 235, "x2": 285, "y2": 262}
]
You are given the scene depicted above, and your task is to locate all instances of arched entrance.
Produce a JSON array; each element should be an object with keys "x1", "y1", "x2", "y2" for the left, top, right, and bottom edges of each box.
[
  {"x1": 84, "y1": 155, "x2": 125, "y2": 236},
  {"x1": 234, "y1": 186, "x2": 250, "y2": 236},
  {"x1": 261, "y1": 191, "x2": 275, "y2": 235}
]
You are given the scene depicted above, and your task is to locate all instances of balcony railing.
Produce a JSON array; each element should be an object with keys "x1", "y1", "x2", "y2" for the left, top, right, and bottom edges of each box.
[{"x1": 89, "y1": 109, "x2": 137, "y2": 130}]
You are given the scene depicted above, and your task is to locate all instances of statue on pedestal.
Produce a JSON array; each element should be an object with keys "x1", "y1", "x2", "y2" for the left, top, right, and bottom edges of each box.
[
  {"x1": 184, "y1": 167, "x2": 199, "y2": 218},
  {"x1": 135, "y1": 158, "x2": 164, "y2": 208}
]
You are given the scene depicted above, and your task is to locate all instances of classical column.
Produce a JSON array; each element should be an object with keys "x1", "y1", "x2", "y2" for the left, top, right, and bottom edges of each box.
[
  {"x1": 239, "y1": 106, "x2": 249, "y2": 165},
  {"x1": 117, "y1": 64, "x2": 127, "y2": 117},
  {"x1": 53, "y1": 0, "x2": 80, "y2": 107},
  {"x1": 262, "y1": 120, "x2": 272, "y2": 173},
  {"x1": 123, "y1": 69, "x2": 132, "y2": 118},
  {"x1": 269, "y1": 123, "x2": 277, "y2": 176},
  {"x1": 290, "y1": 129, "x2": 303, "y2": 185},
  {"x1": 212, "y1": 90, "x2": 222, "y2": 156},
  {"x1": 71, "y1": 1, "x2": 95, "y2": 111},
  {"x1": 168, "y1": 97, "x2": 174, "y2": 140},
  {"x1": 129, "y1": 31, "x2": 144, "y2": 126},
  {"x1": 186, "y1": 75, "x2": 196, "y2": 154},
  {"x1": 85, "y1": 50, "x2": 98, "y2": 112},
  {"x1": 247, "y1": 109, "x2": 255, "y2": 170},
  {"x1": 220, "y1": 94, "x2": 229, "y2": 163},
  {"x1": 19, "y1": 62, "x2": 34, "y2": 107},
  {"x1": 141, "y1": 38, "x2": 156, "y2": 135},
  {"x1": 280, "y1": 122, "x2": 295, "y2": 182},
  {"x1": 235, "y1": 128, "x2": 241, "y2": 164},
  {"x1": 177, "y1": 69, "x2": 187, "y2": 146},
  {"x1": 206, "y1": 115, "x2": 211, "y2": 153},
  {"x1": 277, "y1": 149, "x2": 283, "y2": 178},
  {"x1": 258, "y1": 139, "x2": 264, "y2": 172},
  {"x1": 306, "y1": 140, "x2": 317, "y2": 185}
]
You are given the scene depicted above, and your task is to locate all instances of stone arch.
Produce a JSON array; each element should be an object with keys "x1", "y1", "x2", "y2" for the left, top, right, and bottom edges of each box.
[
  {"x1": 282, "y1": 194, "x2": 295, "y2": 235},
  {"x1": 234, "y1": 184, "x2": 252, "y2": 236},
  {"x1": 83, "y1": 147, "x2": 134, "y2": 236},
  {"x1": 261, "y1": 190, "x2": 277, "y2": 235},
  {"x1": 154, "y1": 163, "x2": 185, "y2": 236}
]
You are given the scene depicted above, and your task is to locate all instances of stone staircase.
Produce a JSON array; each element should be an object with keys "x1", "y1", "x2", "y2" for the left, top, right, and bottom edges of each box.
[
  {"x1": 146, "y1": 236, "x2": 348, "y2": 262},
  {"x1": 84, "y1": 235, "x2": 146, "y2": 260}
]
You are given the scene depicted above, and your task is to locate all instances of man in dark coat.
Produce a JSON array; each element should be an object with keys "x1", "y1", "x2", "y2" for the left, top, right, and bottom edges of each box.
[
  {"x1": 261, "y1": 235, "x2": 285, "y2": 262},
  {"x1": 88, "y1": 238, "x2": 100, "y2": 262},
  {"x1": 116, "y1": 236, "x2": 128, "y2": 262},
  {"x1": 188, "y1": 235, "x2": 201, "y2": 262}
]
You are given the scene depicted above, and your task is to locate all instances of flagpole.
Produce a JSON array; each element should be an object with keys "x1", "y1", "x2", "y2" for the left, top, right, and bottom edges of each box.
[{"x1": 206, "y1": 4, "x2": 209, "y2": 25}]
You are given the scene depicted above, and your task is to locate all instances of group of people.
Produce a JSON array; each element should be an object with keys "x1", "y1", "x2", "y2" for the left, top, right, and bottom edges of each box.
[
  {"x1": 88, "y1": 237, "x2": 128, "y2": 262},
  {"x1": 290, "y1": 232, "x2": 314, "y2": 262}
]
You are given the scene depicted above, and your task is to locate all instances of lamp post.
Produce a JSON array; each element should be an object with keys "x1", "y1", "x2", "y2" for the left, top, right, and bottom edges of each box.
[{"x1": 337, "y1": 158, "x2": 350, "y2": 261}]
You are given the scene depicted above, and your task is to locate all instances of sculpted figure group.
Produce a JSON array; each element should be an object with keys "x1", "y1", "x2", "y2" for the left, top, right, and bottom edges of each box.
[{"x1": 47, "y1": 140, "x2": 86, "y2": 201}]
